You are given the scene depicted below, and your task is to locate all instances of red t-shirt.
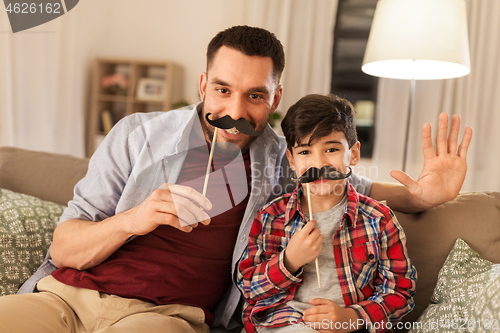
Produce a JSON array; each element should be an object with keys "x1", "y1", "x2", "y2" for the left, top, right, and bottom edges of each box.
[{"x1": 52, "y1": 141, "x2": 251, "y2": 325}]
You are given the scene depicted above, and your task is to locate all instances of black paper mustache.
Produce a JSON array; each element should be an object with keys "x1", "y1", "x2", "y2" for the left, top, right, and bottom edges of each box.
[
  {"x1": 291, "y1": 166, "x2": 352, "y2": 183},
  {"x1": 205, "y1": 113, "x2": 264, "y2": 137}
]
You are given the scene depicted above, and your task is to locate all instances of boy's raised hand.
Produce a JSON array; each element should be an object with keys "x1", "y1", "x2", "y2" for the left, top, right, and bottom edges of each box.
[
  {"x1": 284, "y1": 220, "x2": 323, "y2": 274},
  {"x1": 303, "y1": 298, "x2": 362, "y2": 333}
]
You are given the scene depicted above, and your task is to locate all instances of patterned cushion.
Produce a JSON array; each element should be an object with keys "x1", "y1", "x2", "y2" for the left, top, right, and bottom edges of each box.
[
  {"x1": 0, "y1": 188, "x2": 64, "y2": 296},
  {"x1": 409, "y1": 238, "x2": 500, "y2": 333}
]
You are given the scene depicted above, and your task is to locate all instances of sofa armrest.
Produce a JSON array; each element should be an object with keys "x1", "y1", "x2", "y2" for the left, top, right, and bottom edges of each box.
[{"x1": 0, "y1": 147, "x2": 88, "y2": 206}]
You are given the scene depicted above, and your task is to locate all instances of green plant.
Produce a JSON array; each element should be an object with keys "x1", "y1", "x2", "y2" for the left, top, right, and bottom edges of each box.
[{"x1": 268, "y1": 112, "x2": 282, "y2": 128}]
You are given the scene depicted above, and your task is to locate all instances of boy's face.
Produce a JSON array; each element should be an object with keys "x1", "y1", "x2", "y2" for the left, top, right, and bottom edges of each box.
[
  {"x1": 199, "y1": 46, "x2": 283, "y2": 152},
  {"x1": 286, "y1": 130, "x2": 360, "y2": 197}
]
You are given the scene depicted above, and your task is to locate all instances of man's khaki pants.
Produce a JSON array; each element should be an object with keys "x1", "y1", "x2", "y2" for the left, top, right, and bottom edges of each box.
[{"x1": 0, "y1": 275, "x2": 210, "y2": 333}]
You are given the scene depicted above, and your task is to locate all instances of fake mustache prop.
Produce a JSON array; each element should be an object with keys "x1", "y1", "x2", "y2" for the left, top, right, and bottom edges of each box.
[
  {"x1": 291, "y1": 166, "x2": 352, "y2": 183},
  {"x1": 205, "y1": 113, "x2": 264, "y2": 137}
]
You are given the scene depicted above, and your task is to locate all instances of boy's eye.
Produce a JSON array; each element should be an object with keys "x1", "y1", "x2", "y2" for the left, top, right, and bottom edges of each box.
[
  {"x1": 327, "y1": 148, "x2": 339, "y2": 153},
  {"x1": 297, "y1": 150, "x2": 310, "y2": 155}
]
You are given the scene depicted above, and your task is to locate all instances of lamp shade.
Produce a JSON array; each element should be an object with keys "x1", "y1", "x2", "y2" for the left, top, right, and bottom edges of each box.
[{"x1": 362, "y1": 0, "x2": 471, "y2": 80}]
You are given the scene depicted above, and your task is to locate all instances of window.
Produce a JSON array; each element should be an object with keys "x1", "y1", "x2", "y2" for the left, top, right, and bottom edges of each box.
[{"x1": 331, "y1": 0, "x2": 377, "y2": 158}]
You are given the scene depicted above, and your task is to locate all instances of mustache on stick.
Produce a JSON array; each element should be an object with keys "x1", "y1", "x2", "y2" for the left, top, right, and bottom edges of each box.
[
  {"x1": 291, "y1": 166, "x2": 352, "y2": 183},
  {"x1": 205, "y1": 113, "x2": 264, "y2": 137}
]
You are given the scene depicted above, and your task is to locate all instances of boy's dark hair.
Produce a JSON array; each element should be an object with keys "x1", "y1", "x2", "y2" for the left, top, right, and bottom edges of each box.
[
  {"x1": 281, "y1": 94, "x2": 358, "y2": 151},
  {"x1": 206, "y1": 25, "x2": 285, "y2": 82}
]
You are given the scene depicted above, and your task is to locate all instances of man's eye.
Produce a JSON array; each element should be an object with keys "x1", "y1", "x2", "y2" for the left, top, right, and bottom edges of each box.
[
  {"x1": 218, "y1": 88, "x2": 229, "y2": 94},
  {"x1": 250, "y1": 94, "x2": 262, "y2": 99}
]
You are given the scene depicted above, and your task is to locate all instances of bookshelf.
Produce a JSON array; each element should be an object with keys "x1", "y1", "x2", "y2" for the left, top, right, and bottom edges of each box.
[{"x1": 87, "y1": 57, "x2": 185, "y2": 157}]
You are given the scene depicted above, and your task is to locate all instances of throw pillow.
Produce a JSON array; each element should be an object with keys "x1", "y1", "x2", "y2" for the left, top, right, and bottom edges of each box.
[
  {"x1": 470, "y1": 265, "x2": 500, "y2": 333},
  {"x1": 0, "y1": 188, "x2": 64, "y2": 296},
  {"x1": 409, "y1": 238, "x2": 500, "y2": 333}
]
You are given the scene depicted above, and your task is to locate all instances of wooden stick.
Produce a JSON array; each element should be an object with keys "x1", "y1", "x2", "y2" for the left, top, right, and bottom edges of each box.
[
  {"x1": 306, "y1": 183, "x2": 322, "y2": 288},
  {"x1": 202, "y1": 127, "x2": 218, "y2": 197}
]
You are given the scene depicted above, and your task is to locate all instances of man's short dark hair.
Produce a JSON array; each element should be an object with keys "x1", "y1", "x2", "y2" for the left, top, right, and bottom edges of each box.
[
  {"x1": 206, "y1": 25, "x2": 285, "y2": 82},
  {"x1": 281, "y1": 94, "x2": 358, "y2": 151}
]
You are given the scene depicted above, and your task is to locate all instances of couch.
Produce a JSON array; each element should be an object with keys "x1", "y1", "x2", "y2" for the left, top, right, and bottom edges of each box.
[{"x1": 0, "y1": 146, "x2": 499, "y2": 332}]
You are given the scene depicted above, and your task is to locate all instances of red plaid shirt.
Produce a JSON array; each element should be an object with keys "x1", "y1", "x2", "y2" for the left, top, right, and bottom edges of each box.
[{"x1": 237, "y1": 182, "x2": 417, "y2": 333}]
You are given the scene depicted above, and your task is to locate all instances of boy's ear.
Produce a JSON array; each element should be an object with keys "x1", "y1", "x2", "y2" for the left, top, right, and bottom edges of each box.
[
  {"x1": 286, "y1": 149, "x2": 295, "y2": 171},
  {"x1": 349, "y1": 141, "x2": 361, "y2": 166}
]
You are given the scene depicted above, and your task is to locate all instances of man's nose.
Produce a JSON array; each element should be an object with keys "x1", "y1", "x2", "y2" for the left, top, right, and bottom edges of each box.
[{"x1": 226, "y1": 94, "x2": 246, "y2": 121}]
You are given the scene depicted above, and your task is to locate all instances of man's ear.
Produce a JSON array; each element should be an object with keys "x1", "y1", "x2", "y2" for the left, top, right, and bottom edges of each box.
[
  {"x1": 286, "y1": 149, "x2": 295, "y2": 171},
  {"x1": 271, "y1": 85, "x2": 283, "y2": 114},
  {"x1": 350, "y1": 141, "x2": 361, "y2": 166},
  {"x1": 199, "y1": 72, "x2": 207, "y2": 101}
]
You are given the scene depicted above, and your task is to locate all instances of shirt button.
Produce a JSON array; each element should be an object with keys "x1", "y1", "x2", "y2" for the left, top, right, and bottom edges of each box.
[{"x1": 368, "y1": 253, "x2": 375, "y2": 260}]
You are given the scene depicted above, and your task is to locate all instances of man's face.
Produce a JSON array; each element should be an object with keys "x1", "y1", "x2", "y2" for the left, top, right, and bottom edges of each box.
[
  {"x1": 199, "y1": 46, "x2": 283, "y2": 152},
  {"x1": 286, "y1": 130, "x2": 360, "y2": 197}
]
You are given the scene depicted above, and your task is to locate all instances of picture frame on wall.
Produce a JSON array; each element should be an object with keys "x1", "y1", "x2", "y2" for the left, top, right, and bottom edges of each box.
[{"x1": 136, "y1": 78, "x2": 165, "y2": 102}]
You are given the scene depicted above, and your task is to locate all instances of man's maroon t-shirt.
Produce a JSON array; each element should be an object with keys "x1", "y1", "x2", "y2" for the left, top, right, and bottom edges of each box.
[{"x1": 52, "y1": 141, "x2": 252, "y2": 325}]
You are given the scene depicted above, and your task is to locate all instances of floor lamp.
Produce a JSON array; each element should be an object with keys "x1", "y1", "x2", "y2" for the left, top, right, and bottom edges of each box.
[{"x1": 361, "y1": 0, "x2": 471, "y2": 172}]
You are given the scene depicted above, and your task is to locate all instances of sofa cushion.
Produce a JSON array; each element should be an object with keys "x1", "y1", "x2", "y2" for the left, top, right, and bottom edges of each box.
[
  {"x1": 0, "y1": 147, "x2": 88, "y2": 206},
  {"x1": 0, "y1": 188, "x2": 64, "y2": 296},
  {"x1": 393, "y1": 191, "x2": 500, "y2": 329},
  {"x1": 408, "y1": 238, "x2": 499, "y2": 333}
]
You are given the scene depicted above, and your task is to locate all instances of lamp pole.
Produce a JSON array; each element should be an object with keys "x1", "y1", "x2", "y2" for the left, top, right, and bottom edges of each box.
[{"x1": 402, "y1": 78, "x2": 416, "y2": 172}]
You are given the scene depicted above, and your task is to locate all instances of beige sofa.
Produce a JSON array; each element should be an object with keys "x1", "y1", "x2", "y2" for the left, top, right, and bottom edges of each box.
[{"x1": 0, "y1": 146, "x2": 499, "y2": 331}]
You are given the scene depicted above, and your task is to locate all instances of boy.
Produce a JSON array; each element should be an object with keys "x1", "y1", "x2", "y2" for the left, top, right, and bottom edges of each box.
[{"x1": 237, "y1": 94, "x2": 417, "y2": 333}]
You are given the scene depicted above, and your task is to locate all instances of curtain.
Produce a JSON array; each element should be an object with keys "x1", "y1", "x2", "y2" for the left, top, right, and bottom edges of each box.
[
  {"x1": 232, "y1": 0, "x2": 338, "y2": 134},
  {"x1": 371, "y1": 0, "x2": 500, "y2": 192},
  {"x1": 0, "y1": 8, "x2": 87, "y2": 157}
]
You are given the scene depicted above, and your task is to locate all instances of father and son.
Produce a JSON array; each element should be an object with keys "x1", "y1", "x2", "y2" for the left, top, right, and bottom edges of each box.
[{"x1": 0, "y1": 26, "x2": 472, "y2": 333}]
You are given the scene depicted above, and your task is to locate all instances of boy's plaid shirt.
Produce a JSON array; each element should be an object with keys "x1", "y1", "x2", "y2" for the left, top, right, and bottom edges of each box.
[{"x1": 237, "y1": 182, "x2": 417, "y2": 333}]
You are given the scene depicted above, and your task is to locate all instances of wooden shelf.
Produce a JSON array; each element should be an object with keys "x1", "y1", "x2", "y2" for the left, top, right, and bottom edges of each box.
[
  {"x1": 86, "y1": 57, "x2": 185, "y2": 157},
  {"x1": 97, "y1": 94, "x2": 129, "y2": 102}
]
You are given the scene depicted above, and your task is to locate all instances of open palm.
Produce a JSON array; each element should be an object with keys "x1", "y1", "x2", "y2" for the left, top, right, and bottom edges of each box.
[{"x1": 391, "y1": 113, "x2": 472, "y2": 210}]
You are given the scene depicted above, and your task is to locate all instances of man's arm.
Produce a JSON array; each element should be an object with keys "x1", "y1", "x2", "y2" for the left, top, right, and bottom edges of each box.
[
  {"x1": 370, "y1": 113, "x2": 472, "y2": 213},
  {"x1": 50, "y1": 114, "x2": 212, "y2": 271},
  {"x1": 51, "y1": 185, "x2": 212, "y2": 270}
]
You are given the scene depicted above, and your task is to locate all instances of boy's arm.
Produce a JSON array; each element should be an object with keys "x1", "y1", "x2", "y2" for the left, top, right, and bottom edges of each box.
[
  {"x1": 348, "y1": 209, "x2": 417, "y2": 331},
  {"x1": 236, "y1": 210, "x2": 302, "y2": 304}
]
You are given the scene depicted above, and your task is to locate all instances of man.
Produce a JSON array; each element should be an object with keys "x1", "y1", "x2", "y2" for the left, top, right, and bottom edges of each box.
[{"x1": 0, "y1": 26, "x2": 471, "y2": 333}]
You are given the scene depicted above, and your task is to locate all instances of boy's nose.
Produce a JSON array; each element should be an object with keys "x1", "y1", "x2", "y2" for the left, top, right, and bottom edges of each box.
[{"x1": 311, "y1": 156, "x2": 328, "y2": 169}]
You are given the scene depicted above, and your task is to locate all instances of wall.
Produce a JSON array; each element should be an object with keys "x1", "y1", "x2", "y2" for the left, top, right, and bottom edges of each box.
[
  {"x1": 0, "y1": 0, "x2": 334, "y2": 157},
  {"x1": 75, "y1": 0, "x2": 245, "y2": 106}
]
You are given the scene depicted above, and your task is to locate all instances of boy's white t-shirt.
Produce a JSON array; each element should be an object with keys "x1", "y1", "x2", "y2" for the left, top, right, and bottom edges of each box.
[{"x1": 287, "y1": 193, "x2": 348, "y2": 313}]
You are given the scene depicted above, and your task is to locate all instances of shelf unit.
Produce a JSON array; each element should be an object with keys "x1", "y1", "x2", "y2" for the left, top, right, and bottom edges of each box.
[{"x1": 87, "y1": 57, "x2": 184, "y2": 157}]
